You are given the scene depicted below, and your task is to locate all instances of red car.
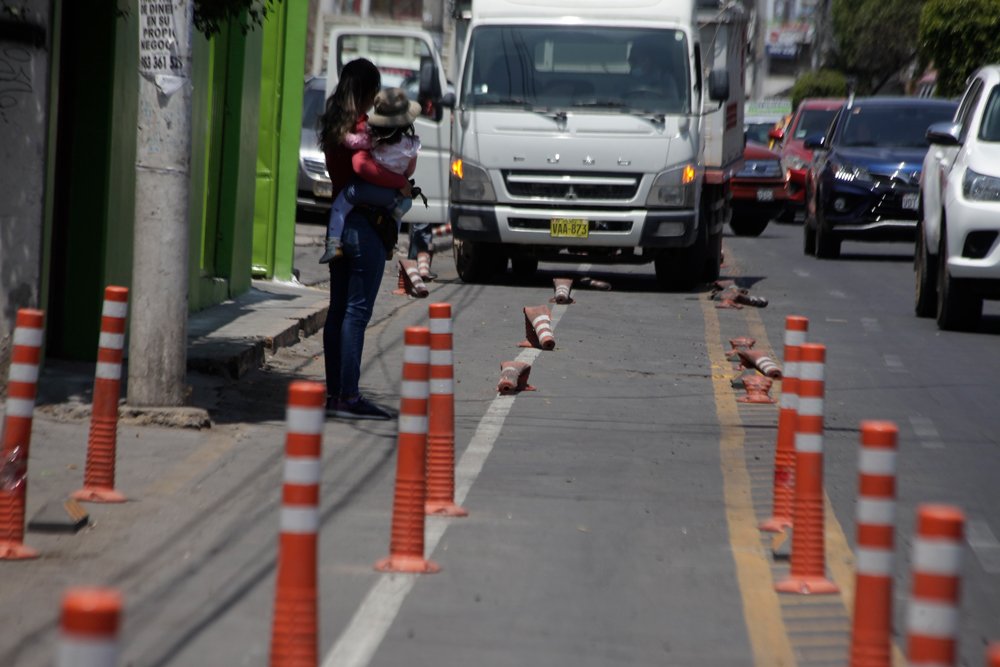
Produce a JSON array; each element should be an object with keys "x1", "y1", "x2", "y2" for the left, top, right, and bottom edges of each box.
[
  {"x1": 729, "y1": 141, "x2": 789, "y2": 237},
  {"x1": 771, "y1": 98, "x2": 844, "y2": 221}
]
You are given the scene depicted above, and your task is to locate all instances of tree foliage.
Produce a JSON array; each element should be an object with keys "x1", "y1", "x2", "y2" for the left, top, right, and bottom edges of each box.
[
  {"x1": 831, "y1": 0, "x2": 924, "y2": 93},
  {"x1": 790, "y1": 69, "x2": 849, "y2": 109},
  {"x1": 919, "y1": 0, "x2": 1000, "y2": 98},
  {"x1": 193, "y1": 0, "x2": 281, "y2": 37}
]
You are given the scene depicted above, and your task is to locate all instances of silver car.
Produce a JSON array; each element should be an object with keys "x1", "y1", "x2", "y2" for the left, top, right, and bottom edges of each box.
[{"x1": 297, "y1": 76, "x2": 332, "y2": 216}]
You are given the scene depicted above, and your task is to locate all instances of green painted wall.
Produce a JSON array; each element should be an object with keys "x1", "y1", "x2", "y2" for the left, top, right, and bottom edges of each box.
[{"x1": 253, "y1": 1, "x2": 308, "y2": 281}]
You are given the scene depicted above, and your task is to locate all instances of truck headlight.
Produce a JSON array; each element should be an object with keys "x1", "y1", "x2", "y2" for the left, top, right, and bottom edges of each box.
[
  {"x1": 646, "y1": 164, "x2": 697, "y2": 208},
  {"x1": 963, "y1": 168, "x2": 1000, "y2": 202},
  {"x1": 450, "y1": 158, "x2": 496, "y2": 203}
]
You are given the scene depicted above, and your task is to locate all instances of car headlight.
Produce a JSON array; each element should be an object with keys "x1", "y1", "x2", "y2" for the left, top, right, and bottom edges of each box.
[
  {"x1": 646, "y1": 164, "x2": 698, "y2": 208},
  {"x1": 450, "y1": 158, "x2": 496, "y2": 203},
  {"x1": 962, "y1": 168, "x2": 1000, "y2": 202},
  {"x1": 782, "y1": 155, "x2": 808, "y2": 171},
  {"x1": 833, "y1": 163, "x2": 872, "y2": 183}
]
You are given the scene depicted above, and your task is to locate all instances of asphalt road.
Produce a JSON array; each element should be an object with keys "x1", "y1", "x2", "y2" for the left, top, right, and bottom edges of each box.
[{"x1": 5, "y1": 218, "x2": 999, "y2": 666}]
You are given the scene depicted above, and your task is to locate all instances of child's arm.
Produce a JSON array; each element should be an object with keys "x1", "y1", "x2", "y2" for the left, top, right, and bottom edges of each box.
[{"x1": 352, "y1": 150, "x2": 409, "y2": 190}]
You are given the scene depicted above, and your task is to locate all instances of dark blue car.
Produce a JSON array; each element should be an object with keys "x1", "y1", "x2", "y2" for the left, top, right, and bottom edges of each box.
[{"x1": 802, "y1": 97, "x2": 958, "y2": 258}]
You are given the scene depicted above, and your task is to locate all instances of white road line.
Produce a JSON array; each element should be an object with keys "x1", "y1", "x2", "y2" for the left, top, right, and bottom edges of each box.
[
  {"x1": 793, "y1": 268, "x2": 810, "y2": 278},
  {"x1": 883, "y1": 354, "x2": 907, "y2": 373},
  {"x1": 967, "y1": 519, "x2": 1000, "y2": 574},
  {"x1": 829, "y1": 289, "x2": 848, "y2": 299},
  {"x1": 909, "y1": 415, "x2": 944, "y2": 449},
  {"x1": 323, "y1": 304, "x2": 568, "y2": 667},
  {"x1": 861, "y1": 317, "x2": 882, "y2": 334}
]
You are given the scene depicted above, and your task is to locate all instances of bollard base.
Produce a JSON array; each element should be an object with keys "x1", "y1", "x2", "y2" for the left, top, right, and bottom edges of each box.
[
  {"x1": 0, "y1": 541, "x2": 39, "y2": 560},
  {"x1": 71, "y1": 487, "x2": 127, "y2": 504},
  {"x1": 425, "y1": 501, "x2": 468, "y2": 517},
  {"x1": 28, "y1": 498, "x2": 90, "y2": 533},
  {"x1": 775, "y1": 575, "x2": 838, "y2": 595},
  {"x1": 374, "y1": 555, "x2": 441, "y2": 574},
  {"x1": 758, "y1": 516, "x2": 792, "y2": 534}
]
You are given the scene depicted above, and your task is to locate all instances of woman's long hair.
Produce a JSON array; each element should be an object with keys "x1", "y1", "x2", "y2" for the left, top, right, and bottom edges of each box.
[{"x1": 318, "y1": 58, "x2": 381, "y2": 154}]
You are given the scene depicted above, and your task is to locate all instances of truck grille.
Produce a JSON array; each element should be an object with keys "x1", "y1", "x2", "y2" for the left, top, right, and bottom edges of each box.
[
  {"x1": 303, "y1": 157, "x2": 329, "y2": 178},
  {"x1": 503, "y1": 171, "x2": 639, "y2": 201}
]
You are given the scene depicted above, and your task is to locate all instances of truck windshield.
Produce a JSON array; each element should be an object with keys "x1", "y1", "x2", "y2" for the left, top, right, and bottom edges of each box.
[{"x1": 461, "y1": 26, "x2": 691, "y2": 115}]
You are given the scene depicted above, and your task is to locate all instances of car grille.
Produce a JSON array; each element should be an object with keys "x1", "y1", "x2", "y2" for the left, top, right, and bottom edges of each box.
[
  {"x1": 303, "y1": 157, "x2": 329, "y2": 178},
  {"x1": 503, "y1": 171, "x2": 639, "y2": 201},
  {"x1": 508, "y1": 218, "x2": 633, "y2": 233}
]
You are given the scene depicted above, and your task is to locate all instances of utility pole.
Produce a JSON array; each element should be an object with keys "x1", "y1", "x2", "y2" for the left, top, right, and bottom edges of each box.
[
  {"x1": 127, "y1": 0, "x2": 194, "y2": 407},
  {"x1": 752, "y1": 0, "x2": 769, "y2": 100},
  {"x1": 422, "y1": 0, "x2": 444, "y2": 54}
]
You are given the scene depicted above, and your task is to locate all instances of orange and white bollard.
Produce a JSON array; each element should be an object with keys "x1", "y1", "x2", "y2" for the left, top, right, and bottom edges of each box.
[
  {"x1": 497, "y1": 361, "x2": 535, "y2": 395},
  {"x1": 417, "y1": 251, "x2": 433, "y2": 281},
  {"x1": 906, "y1": 504, "x2": 965, "y2": 667},
  {"x1": 57, "y1": 587, "x2": 122, "y2": 667},
  {"x1": 0, "y1": 308, "x2": 45, "y2": 560},
  {"x1": 425, "y1": 304, "x2": 466, "y2": 517},
  {"x1": 849, "y1": 421, "x2": 899, "y2": 667},
  {"x1": 270, "y1": 381, "x2": 326, "y2": 666},
  {"x1": 392, "y1": 259, "x2": 429, "y2": 298},
  {"x1": 775, "y1": 343, "x2": 838, "y2": 595},
  {"x1": 760, "y1": 315, "x2": 808, "y2": 533},
  {"x1": 73, "y1": 286, "x2": 129, "y2": 503},
  {"x1": 518, "y1": 305, "x2": 555, "y2": 350},
  {"x1": 431, "y1": 222, "x2": 452, "y2": 238},
  {"x1": 550, "y1": 278, "x2": 574, "y2": 304},
  {"x1": 375, "y1": 327, "x2": 440, "y2": 573},
  {"x1": 738, "y1": 348, "x2": 782, "y2": 379}
]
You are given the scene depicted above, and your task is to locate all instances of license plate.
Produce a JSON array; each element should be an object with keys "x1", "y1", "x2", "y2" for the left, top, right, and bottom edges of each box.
[
  {"x1": 313, "y1": 181, "x2": 333, "y2": 198},
  {"x1": 756, "y1": 189, "x2": 775, "y2": 202},
  {"x1": 902, "y1": 193, "x2": 919, "y2": 210},
  {"x1": 550, "y1": 218, "x2": 589, "y2": 238}
]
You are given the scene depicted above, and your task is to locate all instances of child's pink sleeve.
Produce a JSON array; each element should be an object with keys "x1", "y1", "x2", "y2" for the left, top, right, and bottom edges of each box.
[{"x1": 342, "y1": 131, "x2": 371, "y2": 151}]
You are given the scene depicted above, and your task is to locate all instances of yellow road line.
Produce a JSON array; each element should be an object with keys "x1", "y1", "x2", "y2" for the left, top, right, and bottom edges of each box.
[
  {"x1": 702, "y1": 297, "x2": 796, "y2": 666},
  {"x1": 741, "y1": 304, "x2": 906, "y2": 667}
]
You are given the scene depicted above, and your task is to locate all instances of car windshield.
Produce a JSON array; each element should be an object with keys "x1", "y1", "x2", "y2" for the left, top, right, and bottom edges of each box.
[
  {"x1": 979, "y1": 86, "x2": 1000, "y2": 142},
  {"x1": 793, "y1": 108, "x2": 837, "y2": 139},
  {"x1": 840, "y1": 104, "x2": 957, "y2": 148},
  {"x1": 461, "y1": 25, "x2": 690, "y2": 114}
]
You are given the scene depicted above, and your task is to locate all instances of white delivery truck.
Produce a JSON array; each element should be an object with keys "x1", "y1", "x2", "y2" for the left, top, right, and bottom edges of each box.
[{"x1": 449, "y1": 0, "x2": 747, "y2": 288}]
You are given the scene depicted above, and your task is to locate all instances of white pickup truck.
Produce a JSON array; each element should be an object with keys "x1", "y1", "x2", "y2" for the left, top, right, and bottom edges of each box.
[{"x1": 916, "y1": 64, "x2": 1000, "y2": 331}]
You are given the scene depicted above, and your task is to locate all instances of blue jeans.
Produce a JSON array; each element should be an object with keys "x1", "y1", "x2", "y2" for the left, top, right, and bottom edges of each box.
[
  {"x1": 327, "y1": 180, "x2": 401, "y2": 239},
  {"x1": 407, "y1": 223, "x2": 433, "y2": 259},
  {"x1": 324, "y1": 211, "x2": 387, "y2": 400}
]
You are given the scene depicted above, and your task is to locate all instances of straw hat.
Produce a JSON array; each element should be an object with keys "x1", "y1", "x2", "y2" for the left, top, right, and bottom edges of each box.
[{"x1": 368, "y1": 87, "x2": 421, "y2": 127}]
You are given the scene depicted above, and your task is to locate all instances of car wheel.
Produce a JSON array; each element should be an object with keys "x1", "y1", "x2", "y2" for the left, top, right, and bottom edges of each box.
[
  {"x1": 914, "y1": 223, "x2": 937, "y2": 318},
  {"x1": 729, "y1": 215, "x2": 769, "y2": 237},
  {"x1": 814, "y1": 197, "x2": 841, "y2": 259},
  {"x1": 936, "y1": 231, "x2": 982, "y2": 331},
  {"x1": 803, "y1": 220, "x2": 816, "y2": 255},
  {"x1": 454, "y1": 239, "x2": 503, "y2": 284}
]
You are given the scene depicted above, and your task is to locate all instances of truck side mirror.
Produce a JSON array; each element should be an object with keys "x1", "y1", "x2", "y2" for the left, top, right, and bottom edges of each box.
[
  {"x1": 768, "y1": 127, "x2": 785, "y2": 142},
  {"x1": 440, "y1": 91, "x2": 456, "y2": 109},
  {"x1": 708, "y1": 68, "x2": 729, "y2": 103},
  {"x1": 925, "y1": 121, "x2": 961, "y2": 146},
  {"x1": 419, "y1": 56, "x2": 442, "y2": 102}
]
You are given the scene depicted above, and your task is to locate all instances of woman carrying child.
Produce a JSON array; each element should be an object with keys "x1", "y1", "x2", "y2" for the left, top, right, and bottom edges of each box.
[{"x1": 318, "y1": 59, "x2": 420, "y2": 419}]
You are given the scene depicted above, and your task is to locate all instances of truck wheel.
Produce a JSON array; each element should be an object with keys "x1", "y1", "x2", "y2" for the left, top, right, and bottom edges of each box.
[
  {"x1": 914, "y1": 224, "x2": 937, "y2": 318},
  {"x1": 703, "y1": 229, "x2": 722, "y2": 281},
  {"x1": 729, "y1": 216, "x2": 769, "y2": 237},
  {"x1": 936, "y1": 233, "x2": 982, "y2": 331},
  {"x1": 510, "y1": 257, "x2": 538, "y2": 281},
  {"x1": 454, "y1": 239, "x2": 503, "y2": 284},
  {"x1": 656, "y1": 223, "x2": 707, "y2": 291}
]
